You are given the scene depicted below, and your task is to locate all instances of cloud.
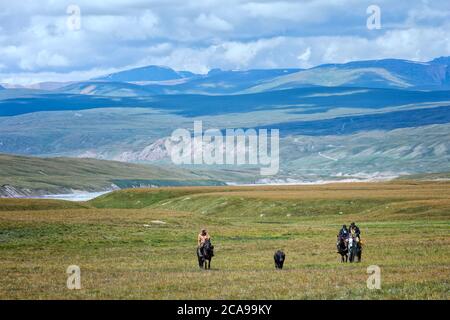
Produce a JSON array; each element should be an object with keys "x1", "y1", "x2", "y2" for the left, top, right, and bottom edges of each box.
[
  {"x1": 82, "y1": 10, "x2": 159, "y2": 40},
  {"x1": 0, "y1": 0, "x2": 449, "y2": 84},
  {"x1": 195, "y1": 13, "x2": 233, "y2": 31},
  {"x1": 297, "y1": 47, "x2": 312, "y2": 66},
  {"x1": 19, "y1": 50, "x2": 69, "y2": 70},
  {"x1": 241, "y1": 1, "x2": 334, "y2": 22}
]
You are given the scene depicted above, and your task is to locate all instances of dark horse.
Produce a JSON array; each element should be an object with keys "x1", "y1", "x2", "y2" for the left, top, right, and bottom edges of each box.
[
  {"x1": 274, "y1": 250, "x2": 286, "y2": 269},
  {"x1": 197, "y1": 239, "x2": 214, "y2": 269},
  {"x1": 336, "y1": 236, "x2": 348, "y2": 263},
  {"x1": 348, "y1": 236, "x2": 362, "y2": 263}
]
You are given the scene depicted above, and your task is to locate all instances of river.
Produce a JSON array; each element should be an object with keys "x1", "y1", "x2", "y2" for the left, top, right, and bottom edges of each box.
[{"x1": 37, "y1": 191, "x2": 111, "y2": 202}]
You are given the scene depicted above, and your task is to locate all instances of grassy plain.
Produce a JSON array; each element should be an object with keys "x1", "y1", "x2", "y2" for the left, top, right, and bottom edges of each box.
[{"x1": 0, "y1": 181, "x2": 449, "y2": 299}]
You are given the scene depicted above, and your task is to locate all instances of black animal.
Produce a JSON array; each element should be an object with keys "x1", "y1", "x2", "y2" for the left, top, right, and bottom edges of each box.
[
  {"x1": 348, "y1": 236, "x2": 362, "y2": 263},
  {"x1": 274, "y1": 250, "x2": 286, "y2": 269},
  {"x1": 197, "y1": 239, "x2": 214, "y2": 269},
  {"x1": 336, "y1": 236, "x2": 348, "y2": 262}
]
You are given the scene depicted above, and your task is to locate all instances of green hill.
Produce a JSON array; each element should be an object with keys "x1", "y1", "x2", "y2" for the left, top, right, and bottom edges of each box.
[
  {"x1": 0, "y1": 154, "x2": 225, "y2": 197},
  {"x1": 396, "y1": 172, "x2": 450, "y2": 181}
]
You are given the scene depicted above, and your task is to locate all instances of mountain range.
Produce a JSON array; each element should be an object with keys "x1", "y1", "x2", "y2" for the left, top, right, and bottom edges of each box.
[
  {"x1": 5, "y1": 56, "x2": 449, "y2": 96},
  {"x1": 0, "y1": 56, "x2": 449, "y2": 193},
  {"x1": 61, "y1": 56, "x2": 450, "y2": 96}
]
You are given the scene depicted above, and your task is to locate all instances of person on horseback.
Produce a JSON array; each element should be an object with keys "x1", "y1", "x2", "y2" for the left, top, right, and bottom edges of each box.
[
  {"x1": 197, "y1": 228, "x2": 211, "y2": 258},
  {"x1": 336, "y1": 224, "x2": 349, "y2": 254},
  {"x1": 349, "y1": 222, "x2": 361, "y2": 240},
  {"x1": 348, "y1": 222, "x2": 363, "y2": 262},
  {"x1": 338, "y1": 224, "x2": 349, "y2": 239}
]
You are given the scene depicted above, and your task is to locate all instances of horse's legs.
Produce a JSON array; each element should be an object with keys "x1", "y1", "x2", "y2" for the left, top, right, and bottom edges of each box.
[{"x1": 198, "y1": 247, "x2": 203, "y2": 268}]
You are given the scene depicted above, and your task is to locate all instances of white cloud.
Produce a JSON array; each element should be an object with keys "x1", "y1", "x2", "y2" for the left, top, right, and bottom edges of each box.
[
  {"x1": 0, "y1": 0, "x2": 449, "y2": 83},
  {"x1": 297, "y1": 47, "x2": 312, "y2": 66},
  {"x1": 82, "y1": 10, "x2": 159, "y2": 40},
  {"x1": 19, "y1": 50, "x2": 69, "y2": 70},
  {"x1": 242, "y1": 1, "x2": 325, "y2": 22},
  {"x1": 195, "y1": 13, "x2": 233, "y2": 31}
]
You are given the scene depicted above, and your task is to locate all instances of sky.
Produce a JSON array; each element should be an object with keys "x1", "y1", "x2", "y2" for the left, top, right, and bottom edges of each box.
[{"x1": 1, "y1": 0, "x2": 450, "y2": 84}]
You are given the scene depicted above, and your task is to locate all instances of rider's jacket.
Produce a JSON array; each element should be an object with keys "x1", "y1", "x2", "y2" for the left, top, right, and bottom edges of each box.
[
  {"x1": 350, "y1": 226, "x2": 361, "y2": 237},
  {"x1": 338, "y1": 228, "x2": 349, "y2": 238}
]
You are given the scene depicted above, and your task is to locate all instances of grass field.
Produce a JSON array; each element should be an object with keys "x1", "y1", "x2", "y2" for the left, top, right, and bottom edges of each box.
[{"x1": 0, "y1": 181, "x2": 449, "y2": 299}]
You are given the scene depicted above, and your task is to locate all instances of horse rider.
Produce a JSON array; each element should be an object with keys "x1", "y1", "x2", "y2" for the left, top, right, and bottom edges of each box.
[
  {"x1": 349, "y1": 222, "x2": 361, "y2": 239},
  {"x1": 197, "y1": 228, "x2": 211, "y2": 258},
  {"x1": 338, "y1": 224, "x2": 349, "y2": 239}
]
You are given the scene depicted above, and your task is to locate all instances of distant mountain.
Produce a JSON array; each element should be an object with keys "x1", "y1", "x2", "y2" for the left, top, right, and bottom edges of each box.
[
  {"x1": 60, "y1": 81, "x2": 159, "y2": 96},
  {"x1": 326, "y1": 58, "x2": 450, "y2": 89},
  {"x1": 95, "y1": 65, "x2": 196, "y2": 82},
  {"x1": 1, "y1": 56, "x2": 450, "y2": 180},
  {"x1": 28, "y1": 81, "x2": 74, "y2": 91},
  {"x1": 4, "y1": 57, "x2": 450, "y2": 96},
  {"x1": 430, "y1": 56, "x2": 450, "y2": 66},
  {"x1": 164, "y1": 68, "x2": 301, "y2": 94},
  {"x1": 88, "y1": 57, "x2": 450, "y2": 94},
  {"x1": 0, "y1": 82, "x2": 68, "y2": 90},
  {"x1": 92, "y1": 67, "x2": 302, "y2": 95},
  {"x1": 243, "y1": 58, "x2": 450, "y2": 93}
]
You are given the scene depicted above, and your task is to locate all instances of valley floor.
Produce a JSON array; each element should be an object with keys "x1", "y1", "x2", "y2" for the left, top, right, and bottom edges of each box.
[{"x1": 0, "y1": 181, "x2": 449, "y2": 299}]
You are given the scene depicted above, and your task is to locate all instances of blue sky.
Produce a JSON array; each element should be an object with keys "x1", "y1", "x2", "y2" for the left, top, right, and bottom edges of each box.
[{"x1": 1, "y1": 0, "x2": 449, "y2": 84}]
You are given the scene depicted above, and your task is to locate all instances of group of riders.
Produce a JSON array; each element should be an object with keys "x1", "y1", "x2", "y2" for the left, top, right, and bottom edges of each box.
[
  {"x1": 336, "y1": 222, "x2": 363, "y2": 262},
  {"x1": 196, "y1": 222, "x2": 363, "y2": 268},
  {"x1": 338, "y1": 222, "x2": 361, "y2": 241}
]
